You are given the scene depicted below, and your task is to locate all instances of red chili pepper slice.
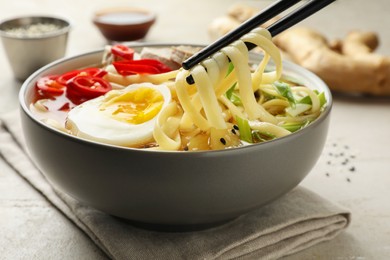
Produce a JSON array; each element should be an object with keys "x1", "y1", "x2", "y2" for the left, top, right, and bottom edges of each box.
[
  {"x1": 91, "y1": 68, "x2": 108, "y2": 78},
  {"x1": 66, "y1": 76, "x2": 112, "y2": 101},
  {"x1": 135, "y1": 59, "x2": 172, "y2": 73},
  {"x1": 111, "y1": 45, "x2": 134, "y2": 61},
  {"x1": 57, "y1": 68, "x2": 107, "y2": 85},
  {"x1": 113, "y1": 62, "x2": 160, "y2": 75},
  {"x1": 58, "y1": 102, "x2": 71, "y2": 112},
  {"x1": 65, "y1": 87, "x2": 88, "y2": 105},
  {"x1": 57, "y1": 70, "x2": 80, "y2": 85},
  {"x1": 36, "y1": 75, "x2": 65, "y2": 96},
  {"x1": 113, "y1": 59, "x2": 172, "y2": 76}
]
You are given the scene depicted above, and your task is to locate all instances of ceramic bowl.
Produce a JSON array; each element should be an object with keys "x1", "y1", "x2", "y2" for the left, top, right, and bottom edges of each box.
[
  {"x1": 92, "y1": 7, "x2": 156, "y2": 42},
  {"x1": 0, "y1": 16, "x2": 70, "y2": 81},
  {"x1": 19, "y1": 44, "x2": 332, "y2": 228}
]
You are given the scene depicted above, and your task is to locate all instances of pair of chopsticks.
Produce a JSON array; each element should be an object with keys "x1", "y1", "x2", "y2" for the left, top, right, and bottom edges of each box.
[{"x1": 182, "y1": 0, "x2": 336, "y2": 73}]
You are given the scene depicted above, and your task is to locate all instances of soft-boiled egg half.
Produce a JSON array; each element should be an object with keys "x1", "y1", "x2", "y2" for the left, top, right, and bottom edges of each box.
[{"x1": 66, "y1": 83, "x2": 171, "y2": 147}]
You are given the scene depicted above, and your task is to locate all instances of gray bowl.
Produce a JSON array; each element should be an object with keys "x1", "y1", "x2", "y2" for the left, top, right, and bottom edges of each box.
[{"x1": 19, "y1": 45, "x2": 332, "y2": 228}]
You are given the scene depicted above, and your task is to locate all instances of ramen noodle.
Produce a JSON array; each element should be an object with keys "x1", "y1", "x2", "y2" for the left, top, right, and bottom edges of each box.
[{"x1": 31, "y1": 28, "x2": 326, "y2": 151}]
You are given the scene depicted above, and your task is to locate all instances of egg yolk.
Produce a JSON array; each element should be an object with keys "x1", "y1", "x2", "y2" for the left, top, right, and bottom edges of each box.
[{"x1": 100, "y1": 87, "x2": 164, "y2": 124}]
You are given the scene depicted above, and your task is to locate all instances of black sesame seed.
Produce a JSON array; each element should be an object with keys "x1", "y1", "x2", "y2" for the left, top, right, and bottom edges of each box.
[
  {"x1": 342, "y1": 159, "x2": 349, "y2": 165},
  {"x1": 327, "y1": 161, "x2": 332, "y2": 165},
  {"x1": 349, "y1": 166, "x2": 356, "y2": 172},
  {"x1": 233, "y1": 125, "x2": 239, "y2": 130},
  {"x1": 183, "y1": 146, "x2": 189, "y2": 151},
  {"x1": 231, "y1": 129, "x2": 237, "y2": 135},
  {"x1": 186, "y1": 75, "x2": 195, "y2": 85},
  {"x1": 346, "y1": 177, "x2": 351, "y2": 182},
  {"x1": 220, "y1": 138, "x2": 227, "y2": 145},
  {"x1": 325, "y1": 173, "x2": 330, "y2": 177}
]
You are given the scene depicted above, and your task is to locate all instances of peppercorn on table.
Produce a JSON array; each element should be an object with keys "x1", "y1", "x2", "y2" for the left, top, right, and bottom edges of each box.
[{"x1": 0, "y1": 0, "x2": 389, "y2": 259}]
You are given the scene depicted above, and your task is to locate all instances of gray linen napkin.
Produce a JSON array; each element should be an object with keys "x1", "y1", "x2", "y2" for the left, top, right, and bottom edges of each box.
[{"x1": 0, "y1": 110, "x2": 351, "y2": 260}]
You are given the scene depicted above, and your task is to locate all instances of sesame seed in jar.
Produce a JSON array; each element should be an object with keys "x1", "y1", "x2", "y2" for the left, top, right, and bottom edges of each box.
[{"x1": 4, "y1": 23, "x2": 62, "y2": 37}]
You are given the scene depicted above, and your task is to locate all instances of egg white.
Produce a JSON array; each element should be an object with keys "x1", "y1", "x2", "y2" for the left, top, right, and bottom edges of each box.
[{"x1": 66, "y1": 83, "x2": 171, "y2": 147}]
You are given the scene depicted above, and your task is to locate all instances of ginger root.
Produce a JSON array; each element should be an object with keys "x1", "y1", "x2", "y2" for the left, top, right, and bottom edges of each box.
[
  {"x1": 209, "y1": 4, "x2": 390, "y2": 96},
  {"x1": 274, "y1": 27, "x2": 390, "y2": 96},
  {"x1": 208, "y1": 4, "x2": 276, "y2": 41}
]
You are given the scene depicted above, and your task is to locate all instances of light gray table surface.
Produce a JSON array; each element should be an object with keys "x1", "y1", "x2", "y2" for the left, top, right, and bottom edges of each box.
[{"x1": 1, "y1": 0, "x2": 389, "y2": 259}]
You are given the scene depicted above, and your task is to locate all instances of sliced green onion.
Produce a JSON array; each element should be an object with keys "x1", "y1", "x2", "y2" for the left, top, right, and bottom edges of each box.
[
  {"x1": 297, "y1": 91, "x2": 327, "y2": 107},
  {"x1": 226, "y1": 62, "x2": 234, "y2": 76},
  {"x1": 298, "y1": 95, "x2": 312, "y2": 104},
  {"x1": 273, "y1": 81, "x2": 296, "y2": 107},
  {"x1": 282, "y1": 120, "x2": 311, "y2": 132},
  {"x1": 286, "y1": 103, "x2": 312, "y2": 117},
  {"x1": 252, "y1": 130, "x2": 276, "y2": 142},
  {"x1": 225, "y1": 83, "x2": 242, "y2": 106},
  {"x1": 236, "y1": 116, "x2": 253, "y2": 143},
  {"x1": 318, "y1": 92, "x2": 327, "y2": 107},
  {"x1": 225, "y1": 63, "x2": 242, "y2": 105}
]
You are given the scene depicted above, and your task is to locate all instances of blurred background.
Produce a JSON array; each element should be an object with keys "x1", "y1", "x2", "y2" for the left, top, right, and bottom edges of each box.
[{"x1": 0, "y1": 0, "x2": 388, "y2": 53}]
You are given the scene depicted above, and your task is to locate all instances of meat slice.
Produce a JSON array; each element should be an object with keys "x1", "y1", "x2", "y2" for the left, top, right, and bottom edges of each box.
[
  {"x1": 171, "y1": 45, "x2": 202, "y2": 66},
  {"x1": 140, "y1": 45, "x2": 202, "y2": 70}
]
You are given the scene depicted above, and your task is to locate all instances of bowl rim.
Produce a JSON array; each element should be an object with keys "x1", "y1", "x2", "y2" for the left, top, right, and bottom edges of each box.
[
  {"x1": 19, "y1": 43, "x2": 333, "y2": 155},
  {"x1": 0, "y1": 15, "x2": 71, "y2": 39},
  {"x1": 92, "y1": 7, "x2": 157, "y2": 26}
]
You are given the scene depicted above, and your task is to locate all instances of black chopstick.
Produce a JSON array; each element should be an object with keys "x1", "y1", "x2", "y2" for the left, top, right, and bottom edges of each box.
[
  {"x1": 182, "y1": 0, "x2": 336, "y2": 73},
  {"x1": 182, "y1": 0, "x2": 300, "y2": 70},
  {"x1": 267, "y1": 0, "x2": 336, "y2": 37}
]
